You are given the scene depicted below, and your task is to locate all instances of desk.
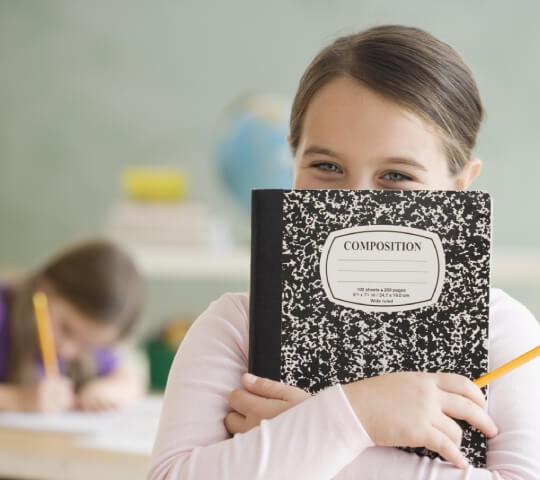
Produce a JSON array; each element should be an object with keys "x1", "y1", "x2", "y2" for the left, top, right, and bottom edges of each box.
[{"x1": 0, "y1": 396, "x2": 162, "y2": 480}]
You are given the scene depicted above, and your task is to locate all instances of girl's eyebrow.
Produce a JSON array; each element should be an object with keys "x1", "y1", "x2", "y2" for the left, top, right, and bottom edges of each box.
[
  {"x1": 304, "y1": 145, "x2": 428, "y2": 173},
  {"x1": 385, "y1": 157, "x2": 428, "y2": 172},
  {"x1": 304, "y1": 145, "x2": 346, "y2": 160}
]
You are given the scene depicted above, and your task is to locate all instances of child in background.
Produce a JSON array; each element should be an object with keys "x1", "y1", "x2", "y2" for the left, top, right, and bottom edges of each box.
[
  {"x1": 149, "y1": 25, "x2": 540, "y2": 479},
  {"x1": 0, "y1": 239, "x2": 146, "y2": 412}
]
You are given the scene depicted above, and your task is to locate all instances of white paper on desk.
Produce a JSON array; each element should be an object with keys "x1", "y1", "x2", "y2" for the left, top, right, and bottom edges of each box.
[
  {"x1": 0, "y1": 396, "x2": 162, "y2": 439},
  {"x1": 79, "y1": 396, "x2": 162, "y2": 453},
  {"x1": 0, "y1": 410, "x2": 113, "y2": 434}
]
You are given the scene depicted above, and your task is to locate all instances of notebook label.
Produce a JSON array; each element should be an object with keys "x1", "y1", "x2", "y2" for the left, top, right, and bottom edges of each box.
[{"x1": 319, "y1": 225, "x2": 446, "y2": 312}]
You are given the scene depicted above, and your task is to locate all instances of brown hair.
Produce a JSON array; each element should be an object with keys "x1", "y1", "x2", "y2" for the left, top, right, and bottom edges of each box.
[
  {"x1": 289, "y1": 25, "x2": 484, "y2": 175},
  {"x1": 5, "y1": 239, "x2": 143, "y2": 384}
]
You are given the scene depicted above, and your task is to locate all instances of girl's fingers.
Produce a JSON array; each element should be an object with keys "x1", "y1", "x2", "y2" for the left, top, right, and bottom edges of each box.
[
  {"x1": 96, "y1": 398, "x2": 108, "y2": 410},
  {"x1": 78, "y1": 394, "x2": 109, "y2": 411},
  {"x1": 425, "y1": 426, "x2": 468, "y2": 469},
  {"x1": 81, "y1": 397, "x2": 97, "y2": 411},
  {"x1": 436, "y1": 373, "x2": 485, "y2": 408},
  {"x1": 242, "y1": 373, "x2": 308, "y2": 402},
  {"x1": 432, "y1": 414, "x2": 463, "y2": 447},
  {"x1": 229, "y1": 388, "x2": 273, "y2": 417},
  {"x1": 441, "y1": 392, "x2": 498, "y2": 438},
  {"x1": 224, "y1": 411, "x2": 246, "y2": 435},
  {"x1": 242, "y1": 374, "x2": 288, "y2": 400}
]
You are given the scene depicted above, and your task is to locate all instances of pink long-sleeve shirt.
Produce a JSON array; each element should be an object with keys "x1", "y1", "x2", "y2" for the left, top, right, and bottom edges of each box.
[{"x1": 148, "y1": 288, "x2": 540, "y2": 479}]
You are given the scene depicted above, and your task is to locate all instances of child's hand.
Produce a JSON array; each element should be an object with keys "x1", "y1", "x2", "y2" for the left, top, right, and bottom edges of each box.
[
  {"x1": 19, "y1": 376, "x2": 75, "y2": 413},
  {"x1": 225, "y1": 373, "x2": 310, "y2": 435},
  {"x1": 76, "y1": 377, "x2": 133, "y2": 411},
  {"x1": 342, "y1": 372, "x2": 498, "y2": 469}
]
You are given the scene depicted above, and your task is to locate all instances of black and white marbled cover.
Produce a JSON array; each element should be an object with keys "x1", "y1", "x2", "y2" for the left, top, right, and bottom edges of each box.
[{"x1": 277, "y1": 189, "x2": 491, "y2": 467}]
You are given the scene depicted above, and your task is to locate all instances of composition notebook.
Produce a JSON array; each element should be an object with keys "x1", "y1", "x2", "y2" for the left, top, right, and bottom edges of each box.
[{"x1": 248, "y1": 189, "x2": 491, "y2": 468}]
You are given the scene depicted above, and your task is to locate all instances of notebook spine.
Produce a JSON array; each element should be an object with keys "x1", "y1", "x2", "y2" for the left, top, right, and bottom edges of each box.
[
  {"x1": 248, "y1": 190, "x2": 283, "y2": 380},
  {"x1": 248, "y1": 190, "x2": 260, "y2": 375}
]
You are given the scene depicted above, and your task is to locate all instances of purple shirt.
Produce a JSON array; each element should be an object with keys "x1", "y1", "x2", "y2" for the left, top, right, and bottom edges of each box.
[{"x1": 0, "y1": 288, "x2": 118, "y2": 382}]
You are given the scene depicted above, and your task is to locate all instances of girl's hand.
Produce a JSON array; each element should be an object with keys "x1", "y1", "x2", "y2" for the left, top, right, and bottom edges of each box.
[
  {"x1": 342, "y1": 372, "x2": 498, "y2": 469},
  {"x1": 76, "y1": 377, "x2": 132, "y2": 411},
  {"x1": 19, "y1": 376, "x2": 75, "y2": 413},
  {"x1": 225, "y1": 373, "x2": 310, "y2": 435}
]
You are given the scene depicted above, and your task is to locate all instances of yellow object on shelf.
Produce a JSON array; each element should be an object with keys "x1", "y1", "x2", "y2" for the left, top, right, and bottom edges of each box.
[
  {"x1": 164, "y1": 319, "x2": 193, "y2": 349},
  {"x1": 122, "y1": 168, "x2": 188, "y2": 201}
]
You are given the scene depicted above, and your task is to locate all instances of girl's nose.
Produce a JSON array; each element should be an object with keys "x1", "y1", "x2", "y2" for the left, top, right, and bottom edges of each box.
[{"x1": 346, "y1": 177, "x2": 378, "y2": 190}]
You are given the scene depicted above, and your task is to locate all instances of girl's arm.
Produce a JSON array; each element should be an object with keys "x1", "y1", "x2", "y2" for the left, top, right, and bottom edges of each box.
[
  {"x1": 148, "y1": 293, "x2": 373, "y2": 480},
  {"x1": 334, "y1": 290, "x2": 540, "y2": 480},
  {"x1": 0, "y1": 383, "x2": 22, "y2": 410},
  {"x1": 0, "y1": 378, "x2": 74, "y2": 412},
  {"x1": 77, "y1": 347, "x2": 148, "y2": 411}
]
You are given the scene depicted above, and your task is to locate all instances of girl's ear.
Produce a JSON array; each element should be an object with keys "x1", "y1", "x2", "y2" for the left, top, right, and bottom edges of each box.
[
  {"x1": 287, "y1": 135, "x2": 294, "y2": 155},
  {"x1": 454, "y1": 157, "x2": 482, "y2": 190},
  {"x1": 287, "y1": 134, "x2": 298, "y2": 167}
]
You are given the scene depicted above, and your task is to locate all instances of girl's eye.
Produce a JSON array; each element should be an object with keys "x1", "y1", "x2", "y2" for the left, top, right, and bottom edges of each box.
[
  {"x1": 382, "y1": 171, "x2": 413, "y2": 182},
  {"x1": 312, "y1": 162, "x2": 343, "y2": 174}
]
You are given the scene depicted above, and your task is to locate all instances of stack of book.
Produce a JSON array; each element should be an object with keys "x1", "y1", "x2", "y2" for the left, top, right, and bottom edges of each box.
[
  {"x1": 106, "y1": 168, "x2": 228, "y2": 251},
  {"x1": 107, "y1": 201, "x2": 220, "y2": 249}
]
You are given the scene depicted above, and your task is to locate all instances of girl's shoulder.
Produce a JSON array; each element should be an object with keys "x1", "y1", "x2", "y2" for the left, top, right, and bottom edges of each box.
[
  {"x1": 205, "y1": 291, "x2": 249, "y2": 315},
  {"x1": 489, "y1": 287, "x2": 540, "y2": 368},
  {"x1": 489, "y1": 287, "x2": 539, "y2": 328},
  {"x1": 186, "y1": 292, "x2": 250, "y2": 352},
  {"x1": 201, "y1": 292, "x2": 249, "y2": 331}
]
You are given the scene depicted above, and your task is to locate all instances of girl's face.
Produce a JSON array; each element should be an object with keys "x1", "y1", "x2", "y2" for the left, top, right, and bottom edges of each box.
[
  {"x1": 46, "y1": 292, "x2": 119, "y2": 361},
  {"x1": 293, "y1": 76, "x2": 482, "y2": 191}
]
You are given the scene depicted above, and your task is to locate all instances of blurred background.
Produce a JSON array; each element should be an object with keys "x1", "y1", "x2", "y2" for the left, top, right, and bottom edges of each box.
[{"x1": 1, "y1": 1, "x2": 539, "y2": 389}]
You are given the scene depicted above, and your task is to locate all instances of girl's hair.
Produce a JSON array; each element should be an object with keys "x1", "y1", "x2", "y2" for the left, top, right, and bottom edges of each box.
[
  {"x1": 5, "y1": 240, "x2": 143, "y2": 384},
  {"x1": 289, "y1": 25, "x2": 484, "y2": 175}
]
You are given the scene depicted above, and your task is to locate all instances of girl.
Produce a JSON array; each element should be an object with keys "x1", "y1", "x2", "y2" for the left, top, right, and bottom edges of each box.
[
  {"x1": 0, "y1": 239, "x2": 146, "y2": 412},
  {"x1": 149, "y1": 26, "x2": 540, "y2": 479}
]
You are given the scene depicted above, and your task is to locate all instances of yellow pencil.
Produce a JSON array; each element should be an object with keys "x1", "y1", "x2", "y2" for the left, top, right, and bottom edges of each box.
[
  {"x1": 32, "y1": 292, "x2": 59, "y2": 377},
  {"x1": 474, "y1": 345, "x2": 540, "y2": 388}
]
